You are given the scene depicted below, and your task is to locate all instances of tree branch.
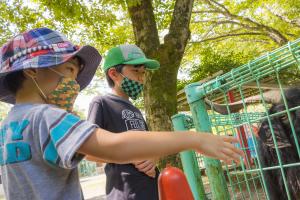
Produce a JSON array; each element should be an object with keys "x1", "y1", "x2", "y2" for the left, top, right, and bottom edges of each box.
[
  {"x1": 191, "y1": 32, "x2": 269, "y2": 43},
  {"x1": 195, "y1": 0, "x2": 289, "y2": 45},
  {"x1": 192, "y1": 18, "x2": 266, "y2": 33},
  {"x1": 231, "y1": 39, "x2": 271, "y2": 44},
  {"x1": 200, "y1": 23, "x2": 219, "y2": 39},
  {"x1": 192, "y1": 10, "x2": 220, "y2": 14},
  {"x1": 266, "y1": 6, "x2": 300, "y2": 28},
  {"x1": 193, "y1": 19, "x2": 239, "y2": 24},
  {"x1": 164, "y1": 0, "x2": 194, "y2": 53},
  {"x1": 208, "y1": 0, "x2": 231, "y2": 14}
]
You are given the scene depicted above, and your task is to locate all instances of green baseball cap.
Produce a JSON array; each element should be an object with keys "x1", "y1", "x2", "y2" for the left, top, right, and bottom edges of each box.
[{"x1": 103, "y1": 44, "x2": 160, "y2": 72}]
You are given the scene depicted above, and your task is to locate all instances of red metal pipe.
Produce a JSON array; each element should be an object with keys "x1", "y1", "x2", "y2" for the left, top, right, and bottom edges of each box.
[{"x1": 227, "y1": 91, "x2": 252, "y2": 168}]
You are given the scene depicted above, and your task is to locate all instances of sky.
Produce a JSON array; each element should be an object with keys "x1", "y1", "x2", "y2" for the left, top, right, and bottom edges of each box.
[{"x1": 74, "y1": 77, "x2": 111, "y2": 117}]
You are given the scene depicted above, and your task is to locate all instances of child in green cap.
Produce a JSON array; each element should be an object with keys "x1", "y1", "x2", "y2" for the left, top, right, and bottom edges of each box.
[
  {"x1": 88, "y1": 44, "x2": 161, "y2": 200},
  {"x1": 0, "y1": 29, "x2": 243, "y2": 200}
]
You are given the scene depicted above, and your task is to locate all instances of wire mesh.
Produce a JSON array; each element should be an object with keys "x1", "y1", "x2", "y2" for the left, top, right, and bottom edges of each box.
[{"x1": 175, "y1": 38, "x2": 300, "y2": 199}]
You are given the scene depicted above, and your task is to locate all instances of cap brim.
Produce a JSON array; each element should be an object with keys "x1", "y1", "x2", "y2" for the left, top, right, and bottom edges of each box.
[
  {"x1": 123, "y1": 57, "x2": 160, "y2": 70},
  {"x1": 0, "y1": 45, "x2": 101, "y2": 104}
]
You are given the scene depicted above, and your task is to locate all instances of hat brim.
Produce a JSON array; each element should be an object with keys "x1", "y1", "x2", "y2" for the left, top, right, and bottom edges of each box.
[
  {"x1": 75, "y1": 45, "x2": 102, "y2": 90},
  {"x1": 123, "y1": 57, "x2": 160, "y2": 70},
  {"x1": 0, "y1": 45, "x2": 101, "y2": 104}
]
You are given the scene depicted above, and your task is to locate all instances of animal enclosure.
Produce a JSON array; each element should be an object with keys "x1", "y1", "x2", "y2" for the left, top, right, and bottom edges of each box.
[{"x1": 172, "y1": 38, "x2": 300, "y2": 200}]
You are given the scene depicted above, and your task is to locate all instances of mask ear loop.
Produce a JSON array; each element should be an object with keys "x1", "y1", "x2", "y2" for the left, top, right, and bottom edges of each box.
[
  {"x1": 115, "y1": 73, "x2": 126, "y2": 89},
  {"x1": 48, "y1": 68, "x2": 65, "y2": 77},
  {"x1": 48, "y1": 68, "x2": 69, "y2": 92},
  {"x1": 28, "y1": 75, "x2": 48, "y2": 101},
  {"x1": 119, "y1": 73, "x2": 126, "y2": 78}
]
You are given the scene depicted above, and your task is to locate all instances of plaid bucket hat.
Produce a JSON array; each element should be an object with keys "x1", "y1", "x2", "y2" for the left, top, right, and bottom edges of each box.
[{"x1": 0, "y1": 27, "x2": 102, "y2": 104}]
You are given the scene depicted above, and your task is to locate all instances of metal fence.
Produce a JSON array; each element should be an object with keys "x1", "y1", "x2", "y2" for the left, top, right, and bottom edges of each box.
[
  {"x1": 79, "y1": 159, "x2": 98, "y2": 177},
  {"x1": 172, "y1": 38, "x2": 300, "y2": 200}
]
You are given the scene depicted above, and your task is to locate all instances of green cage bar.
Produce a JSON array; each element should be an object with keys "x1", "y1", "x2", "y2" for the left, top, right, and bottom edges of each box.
[
  {"x1": 172, "y1": 37, "x2": 300, "y2": 199},
  {"x1": 184, "y1": 82, "x2": 231, "y2": 200},
  {"x1": 171, "y1": 113, "x2": 207, "y2": 200},
  {"x1": 195, "y1": 39, "x2": 300, "y2": 96}
]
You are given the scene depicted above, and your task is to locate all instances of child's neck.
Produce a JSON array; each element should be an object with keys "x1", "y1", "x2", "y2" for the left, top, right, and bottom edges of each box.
[
  {"x1": 15, "y1": 90, "x2": 45, "y2": 104},
  {"x1": 112, "y1": 87, "x2": 129, "y2": 100}
]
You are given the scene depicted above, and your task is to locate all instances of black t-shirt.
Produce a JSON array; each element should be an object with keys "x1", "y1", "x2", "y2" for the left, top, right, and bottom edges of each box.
[{"x1": 88, "y1": 94, "x2": 159, "y2": 200}]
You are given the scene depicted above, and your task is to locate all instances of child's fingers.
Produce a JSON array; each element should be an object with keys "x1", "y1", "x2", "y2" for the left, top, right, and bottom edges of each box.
[
  {"x1": 139, "y1": 163, "x2": 154, "y2": 172},
  {"x1": 222, "y1": 136, "x2": 239, "y2": 143},
  {"x1": 135, "y1": 160, "x2": 155, "y2": 171},
  {"x1": 218, "y1": 152, "x2": 234, "y2": 164},
  {"x1": 136, "y1": 160, "x2": 150, "y2": 168},
  {"x1": 221, "y1": 148, "x2": 241, "y2": 163},
  {"x1": 133, "y1": 160, "x2": 145, "y2": 165},
  {"x1": 145, "y1": 166, "x2": 156, "y2": 175},
  {"x1": 145, "y1": 170, "x2": 156, "y2": 178},
  {"x1": 223, "y1": 142, "x2": 244, "y2": 157}
]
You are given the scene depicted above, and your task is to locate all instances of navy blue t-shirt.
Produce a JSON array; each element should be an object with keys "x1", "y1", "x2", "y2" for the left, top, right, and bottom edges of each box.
[{"x1": 88, "y1": 94, "x2": 159, "y2": 200}]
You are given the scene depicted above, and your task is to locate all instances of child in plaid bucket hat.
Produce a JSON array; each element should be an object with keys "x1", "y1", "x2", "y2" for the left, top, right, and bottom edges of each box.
[{"x1": 0, "y1": 28, "x2": 243, "y2": 200}]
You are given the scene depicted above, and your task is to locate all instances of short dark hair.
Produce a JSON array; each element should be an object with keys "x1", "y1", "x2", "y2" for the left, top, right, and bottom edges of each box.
[
  {"x1": 105, "y1": 64, "x2": 124, "y2": 88},
  {"x1": 3, "y1": 71, "x2": 26, "y2": 94}
]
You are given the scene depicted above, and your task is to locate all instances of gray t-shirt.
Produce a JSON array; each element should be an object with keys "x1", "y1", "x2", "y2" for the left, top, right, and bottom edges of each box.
[{"x1": 0, "y1": 104, "x2": 97, "y2": 200}]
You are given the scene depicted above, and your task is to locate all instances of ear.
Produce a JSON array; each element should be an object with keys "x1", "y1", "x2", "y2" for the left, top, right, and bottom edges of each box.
[
  {"x1": 23, "y1": 69, "x2": 38, "y2": 79},
  {"x1": 107, "y1": 68, "x2": 121, "y2": 82}
]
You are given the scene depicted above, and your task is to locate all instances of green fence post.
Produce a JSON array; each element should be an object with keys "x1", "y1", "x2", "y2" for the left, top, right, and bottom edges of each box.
[
  {"x1": 185, "y1": 82, "x2": 231, "y2": 200},
  {"x1": 171, "y1": 113, "x2": 207, "y2": 200}
]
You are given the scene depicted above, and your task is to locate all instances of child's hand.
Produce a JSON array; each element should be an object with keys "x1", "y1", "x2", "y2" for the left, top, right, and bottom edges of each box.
[
  {"x1": 133, "y1": 160, "x2": 157, "y2": 178},
  {"x1": 196, "y1": 133, "x2": 244, "y2": 164}
]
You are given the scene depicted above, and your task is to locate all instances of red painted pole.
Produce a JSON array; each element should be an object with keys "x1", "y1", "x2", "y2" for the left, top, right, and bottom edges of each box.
[
  {"x1": 227, "y1": 91, "x2": 252, "y2": 168},
  {"x1": 158, "y1": 167, "x2": 194, "y2": 200}
]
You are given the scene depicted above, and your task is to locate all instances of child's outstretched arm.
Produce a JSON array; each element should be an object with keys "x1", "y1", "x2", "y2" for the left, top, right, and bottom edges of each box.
[{"x1": 78, "y1": 128, "x2": 244, "y2": 164}]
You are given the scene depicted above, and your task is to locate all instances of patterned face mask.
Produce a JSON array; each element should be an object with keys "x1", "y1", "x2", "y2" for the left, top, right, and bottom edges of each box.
[
  {"x1": 120, "y1": 74, "x2": 143, "y2": 100},
  {"x1": 32, "y1": 68, "x2": 80, "y2": 112}
]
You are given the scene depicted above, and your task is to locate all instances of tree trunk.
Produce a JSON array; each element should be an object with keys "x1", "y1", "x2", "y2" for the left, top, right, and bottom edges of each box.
[{"x1": 127, "y1": 0, "x2": 194, "y2": 168}]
